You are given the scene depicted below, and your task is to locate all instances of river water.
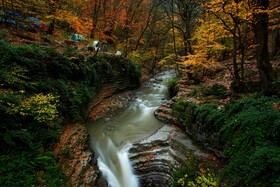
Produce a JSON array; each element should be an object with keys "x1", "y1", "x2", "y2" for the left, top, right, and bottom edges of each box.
[{"x1": 87, "y1": 70, "x2": 174, "y2": 187}]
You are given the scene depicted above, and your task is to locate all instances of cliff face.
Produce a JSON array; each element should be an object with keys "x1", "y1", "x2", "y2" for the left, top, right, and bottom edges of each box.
[
  {"x1": 54, "y1": 124, "x2": 98, "y2": 187},
  {"x1": 55, "y1": 65, "x2": 220, "y2": 187},
  {"x1": 87, "y1": 56, "x2": 140, "y2": 108},
  {"x1": 54, "y1": 55, "x2": 139, "y2": 187}
]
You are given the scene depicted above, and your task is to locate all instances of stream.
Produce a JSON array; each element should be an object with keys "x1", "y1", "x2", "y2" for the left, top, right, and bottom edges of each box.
[{"x1": 87, "y1": 70, "x2": 175, "y2": 187}]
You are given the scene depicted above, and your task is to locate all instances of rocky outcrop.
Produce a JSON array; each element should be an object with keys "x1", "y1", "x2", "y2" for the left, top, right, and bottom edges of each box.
[
  {"x1": 87, "y1": 57, "x2": 140, "y2": 116},
  {"x1": 54, "y1": 124, "x2": 99, "y2": 187},
  {"x1": 87, "y1": 91, "x2": 134, "y2": 121},
  {"x1": 130, "y1": 125, "x2": 216, "y2": 187},
  {"x1": 154, "y1": 77, "x2": 224, "y2": 158},
  {"x1": 154, "y1": 100, "x2": 176, "y2": 124}
]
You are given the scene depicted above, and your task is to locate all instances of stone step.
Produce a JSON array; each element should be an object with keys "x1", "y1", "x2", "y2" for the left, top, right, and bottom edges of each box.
[
  {"x1": 155, "y1": 106, "x2": 173, "y2": 114},
  {"x1": 130, "y1": 140, "x2": 170, "y2": 153},
  {"x1": 130, "y1": 147, "x2": 170, "y2": 160},
  {"x1": 154, "y1": 111, "x2": 175, "y2": 124}
]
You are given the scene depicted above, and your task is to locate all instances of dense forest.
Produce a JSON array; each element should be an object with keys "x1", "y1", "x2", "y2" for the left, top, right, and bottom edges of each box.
[{"x1": 0, "y1": 0, "x2": 280, "y2": 186}]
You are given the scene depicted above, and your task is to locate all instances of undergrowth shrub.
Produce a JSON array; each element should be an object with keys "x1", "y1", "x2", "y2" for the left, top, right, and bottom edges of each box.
[
  {"x1": 194, "y1": 103, "x2": 224, "y2": 133},
  {"x1": 172, "y1": 99, "x2": 196, "y2": 129},
  {"x1": 0, "y1": 91, "x2": 61, "y2": 152},
  {"x1": 166, "y1": 77, "x2": 179, "y2": 98},
  {"x1": 172, "y1": 99, "x2": 224, "y2": 133},
  {"x1": 0, "y1": 37, "x2": 141, "y2": 186},
  {"x1": 189, "y1": 83, "x2": 228, "y2": 99},
  {"x1": 204, "y1": 84, "x2": 227, "y2": 99},
  {"x1": 188, "y1": 86, "x2": 206, "y2": 97},
  {"x1": 0, "y1": 152, "x2": 68, "y2": 187},
  {"x1": 220, "y1": 96, "x2": 280, "y2": 186},
  {"x1": 173, "y1": 154, "x2": 219, "y2": 187},
  {"x1": 188, "y1": 84, "x2": 227, "y2": 99},
  {"x1": 87, "y1": 54, "x2": 141, "y2": 86},
  {"x1": 172, "y1": 96, "x2": 280, "y2": 186},
  {"x1": 128, "y1": 61, "x2": 142, "y2": 85}
]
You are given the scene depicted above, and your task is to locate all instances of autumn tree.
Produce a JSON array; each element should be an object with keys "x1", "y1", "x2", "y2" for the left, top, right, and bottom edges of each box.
[
  {"x1": 173, "y1": 0, "x2": 200, "y2": 55},
  {"x1": 179, "y1": 12, "x2": 231, "y2": 83},
  {"x1": 205, "y1": 0, "x2": 253, "y2": 89},
  {"x1": 120, "y1": 0, "x2": 145, "y2": 55},
  {"x1": 160, "y1": 0, "x2": 201, "y2": 56},
  {"x1": 188, "y1": 0, "x2": 280, "y2": 93},
  {"x1": 88, "y1": 0, "x2": 102, "y2": 38},
  {"x1": 141, "y1": 4, "x2": 172, "y2": 72},
  {"x1": 133, "y1": 0, "x2": 164, "y2": 51}
]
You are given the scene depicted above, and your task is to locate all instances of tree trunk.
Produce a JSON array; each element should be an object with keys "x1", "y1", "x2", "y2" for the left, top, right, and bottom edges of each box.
[
  {"x1": 90, "y1": 0, "x2": 100, "y2": 39},
  {"x1": 46, "y1": 0, "x2": 60, "y2": 35},
  {"x1": 240, "y1": 43, "x2": 245, "y2": 81},
  {"x1": 11, "y1": 0, "x2": 17, "y2": 29},
  {"x1": 125, "y1": 29, "x2": 129, "y2": 57},
  {"x1": 253, "y1": 0, "x2": 274, "y2": 95},
  {"x1": 90, "y1": 21, "x2": 97, "y2": 39},
  {"x1": 187, "y1": 33, "x2": 193, "y2": 55},
  {"x1": 2, "y1": 0, "x2": 7, "y2": 25},
  {"x1": 47, "y1": 19, "x2": 55, "y2": 35},
  {"x1": 183, "y1": 35, "x2": 188, "y2": 56},
  {"x1": 232, "y1": 24, "x2": 241, "y2": 90},
  {"x1": 272, "y1": 28, "x2": 280, "y2": 57},
  {"x1": 171, "y1": 1, "x2": 177, "y2": 56},
  {"x1": 237, "y1": 25, "x2": 249, "y2": 82},
  {"x1": 183, "y1": 30, "x2": 193, "y2": 56}
]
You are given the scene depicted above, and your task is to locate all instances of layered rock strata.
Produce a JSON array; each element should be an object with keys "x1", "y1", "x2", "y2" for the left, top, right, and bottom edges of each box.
[
  {"x1": 130, "y1": 125, "x2": 214, "y2": 187},
  {"x1": 54, "y1": 124, "x2": 99, "y2": 187}
]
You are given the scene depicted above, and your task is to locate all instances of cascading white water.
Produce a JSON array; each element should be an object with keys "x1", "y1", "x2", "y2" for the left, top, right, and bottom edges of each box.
[
  {"x1": 87, "y1": 70, "x2": 175, "y2": 187},
  {"x1": 95, "y1": 138, "x2": 138, "y2": 187}
]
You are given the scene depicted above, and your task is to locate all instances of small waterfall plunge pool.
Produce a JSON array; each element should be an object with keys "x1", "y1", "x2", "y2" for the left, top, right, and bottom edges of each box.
[{"x1": 87, "y1": 70, "x2": 175, "y2": 187}]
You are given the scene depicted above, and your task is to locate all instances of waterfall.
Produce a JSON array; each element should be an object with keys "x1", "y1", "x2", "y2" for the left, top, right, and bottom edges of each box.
[
  {"x1": 95, "y1": 138, "x2": 138, "y2": 187},
  {"x1": 87, "y1": 70, "x2": 175, "y2": 187}
]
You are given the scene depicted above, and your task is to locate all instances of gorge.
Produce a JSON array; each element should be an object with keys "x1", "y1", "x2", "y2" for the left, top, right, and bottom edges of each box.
[{"x1": 83, "y1": 70, "x2": 217, "y2": 187}]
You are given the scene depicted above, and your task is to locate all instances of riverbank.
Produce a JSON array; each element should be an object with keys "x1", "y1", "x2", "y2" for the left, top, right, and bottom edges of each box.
[{"x1": 54, "y1": 67, "x2": 151, "y2": 186}]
